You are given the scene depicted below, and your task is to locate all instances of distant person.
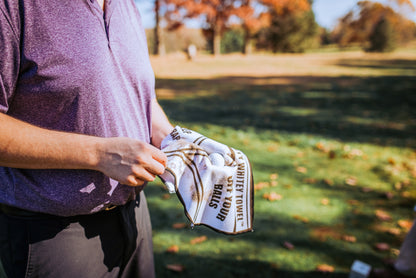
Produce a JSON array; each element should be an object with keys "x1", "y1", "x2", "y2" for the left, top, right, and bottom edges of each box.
[
  {"x1": 371, "y1": 218, "x2": 416, "y2": 278},
  {"x1": 0, "y1": 0, "x2": 174, "y2": 277},
  {"x1": 187, "y1": 44, "x2": 197, "y2": 60}
]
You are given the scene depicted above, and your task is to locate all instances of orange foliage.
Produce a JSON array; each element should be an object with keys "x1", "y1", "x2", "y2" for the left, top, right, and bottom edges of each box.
[
  {"x1": 388, "y1": 0, "x2": 415, "y2": 11},
  {"x1": 333, "y1": 0, "x2": 416, "y2": 46},
  {"x1": 164, "y1": 0, "x2": 239, "y2": 32},
  {"x1": 261, "y1": 0, "x2": 310, "y2": 15},
  {"x1": 164, "y1": 0, "x2": 311, "y2": 34}
]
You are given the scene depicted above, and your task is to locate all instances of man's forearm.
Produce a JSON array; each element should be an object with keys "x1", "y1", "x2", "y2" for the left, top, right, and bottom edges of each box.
[
  {"x1": 0, "y1": 112, "x2": 101, "y2": 170},
  {"x1": 151, "y1": 99, "x2": 174, "y2": 149}
]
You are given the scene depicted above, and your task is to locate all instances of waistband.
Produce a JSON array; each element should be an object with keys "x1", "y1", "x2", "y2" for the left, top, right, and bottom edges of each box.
[
  {"x1": 0, "y1": 203, "x2": 48, "y2": 218},
  {"x1": 0, "y1": 203, "x2": 121, "y2": 219}
]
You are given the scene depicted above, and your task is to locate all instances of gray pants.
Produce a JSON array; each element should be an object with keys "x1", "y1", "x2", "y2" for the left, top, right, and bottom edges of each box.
[
  {"x1": 395, "y1": 220, "x2": 416, "y2": 277},
  {"x1": 0, "y1": 191, "x2": 154, "y2": 278}
]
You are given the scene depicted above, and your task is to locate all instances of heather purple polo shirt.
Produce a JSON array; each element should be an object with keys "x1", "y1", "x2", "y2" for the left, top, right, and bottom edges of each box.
[{"x1": 0, "y1": 0, "x2": 156, "y2": 216}]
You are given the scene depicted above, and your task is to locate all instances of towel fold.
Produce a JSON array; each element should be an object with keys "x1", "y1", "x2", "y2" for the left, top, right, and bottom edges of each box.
[{"x1": 159, "y1": 127, "x2": 254, "y2": 235}]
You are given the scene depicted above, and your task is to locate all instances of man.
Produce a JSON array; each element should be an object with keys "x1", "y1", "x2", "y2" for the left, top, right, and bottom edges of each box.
[{"x1": 0, "y1": 0, "x2": 173, "y2": 277}]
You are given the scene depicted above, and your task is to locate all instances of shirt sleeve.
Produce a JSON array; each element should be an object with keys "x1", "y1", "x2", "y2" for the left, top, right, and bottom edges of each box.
[{"x1": 0, "y1": 4, "x2": 20, "y2": 114}]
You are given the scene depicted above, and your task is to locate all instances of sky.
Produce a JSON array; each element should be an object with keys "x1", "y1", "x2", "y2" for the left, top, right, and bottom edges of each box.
[{"x1": 135, "y1": 0, "x2": 416, "y2": 30}]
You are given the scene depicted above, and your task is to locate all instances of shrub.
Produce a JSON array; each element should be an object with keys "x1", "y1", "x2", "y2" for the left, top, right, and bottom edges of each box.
[{"x1": 366, "y1": 17, "x2": 397, "y2": 52}]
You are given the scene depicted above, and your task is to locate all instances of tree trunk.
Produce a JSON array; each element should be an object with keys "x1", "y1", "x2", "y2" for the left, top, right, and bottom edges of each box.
[
  {"x1": 153, "y1": 0, "x2": 165, "y2": 55},
  {"x1": 242, "y1": 26, "x2": 252, "y2": 55},
  {"x1": 212, "y1": 25, "x2": 221, "y2": 55},
  {"x1": 241, "y1": 0, "x2": 252, "y2": 55}
]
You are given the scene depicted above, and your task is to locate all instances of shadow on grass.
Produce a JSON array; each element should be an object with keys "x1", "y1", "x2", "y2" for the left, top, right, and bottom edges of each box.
[
  {"x1": 157, "y1": 75, "x2": 416, "y2": 147},
  {"x1": 146, "y1": 180, "x2": 406, "y2": 278},
  {"x1": 337, "y1": 59, "x2": 416, "y2": 71},
  {"x1": 154, "y1": 252, "x2": 349, "y2": 278}
]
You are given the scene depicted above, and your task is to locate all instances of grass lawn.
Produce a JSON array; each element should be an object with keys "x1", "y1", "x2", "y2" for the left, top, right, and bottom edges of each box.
[{"x1": 147, "y1": 50, "x2": 416, "y2": 277}]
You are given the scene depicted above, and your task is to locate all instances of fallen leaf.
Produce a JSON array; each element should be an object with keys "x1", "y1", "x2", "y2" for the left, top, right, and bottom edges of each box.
[
  {"x1": 388, "y1": 157, "x2": 396, "y2": 165},
  {"x1": 293, "y1": 215, "x2": 309, "y2": 223},
  {"x1": 328, "y1": 150, "x2": 336, "y2": 159},
  {"x1": 254, "y1": 182, "x2": 269, "y2": 191},
  {"x1": 190, "y1": 235, "x2": 207, "y2": 245},
  {"x1": 316, "y1": 264, "x2": 335, "y2": 273},
  {"x1": 374, "y1": 242, "x2": 390, "y2": 251},
  {"x1": 162, "y1": 194, "x2": 171, "y2": 200},
  {"x1": 320, "y1": 198, "x2": 330, "y2": 206},
  {"x1": 166, "y1": 245, "x2": 179, "y2": 253},
  {"x1": 267, "y1": 145, "x2": 279, "y2": 152},
  {"x1": 350, "y1": 149, "x2": 364, "y2": 157},
  {"x1": 342, "y1": 235, "x2": 357, "y2": 243},
  {"x1": 172, "y1": 223, "x2": 187, "y2": 229},
  {"x1": 391, "y1": 248, "x2": 400, "y2": 256},
  {"x1": 347, "y1": 199, "x2": 360, "y2": 206},
  {"x1": 270, "y1": 173, "x2": 279, "y2": 180},
  {"x1": 345, "y1": 176, "x2": 358, "y2": 186},
  {"x1": 263, "y1": 192, "x2": 283, "y2": 201},
  {"x1": 323, "y1": 179, "x2": 334, "y2": 186},
  {"x1": 398, "y1": 219, "x2": 414, "y2": 232},
  {"x1": 402, "y1": 179, "x2": 411, "y2": 186},
  {"x1": 166, "y1": 264, "x2": 185, "y2": 272},
  {"x1": 316, "y1": 142, "x2": 329, "y2": 152},
  {"x1": 343, "y1": 148, "x2": 364, "y2": 159},
  {"x1": 296, "y1": 166, "x2": 307, "y2": 174},
  {"x1": 283, "y1": 241, "x2": 295, "y2": 250},
  {"x1": 386, "y1": 227, "x2": 401, "y2": 236},
  {"x1": 394, "y1": 182, "x2": 403, "y2": 190},
  {"x1": 376, "y1": 210, "x2": 392, "y2": 222},
  {"x1": 304, "y1": 178, "x2": 317, "y2": 184},
  {"x1": 311, "y1": 226, "x2": 341, "y2": 242},
  {"x1": 401, "y1": 191, "x2": 411, "y2": 198}
]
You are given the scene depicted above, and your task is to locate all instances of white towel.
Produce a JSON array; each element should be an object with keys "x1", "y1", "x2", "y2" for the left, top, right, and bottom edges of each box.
[{"x1": 159, "y1": 127, "x2": 254, "y2": 234}]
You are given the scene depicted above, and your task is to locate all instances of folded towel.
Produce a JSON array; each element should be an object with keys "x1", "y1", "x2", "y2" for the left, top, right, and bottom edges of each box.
[{"x1": 159, "y1": 127, "x2": 254, "y2": 235}]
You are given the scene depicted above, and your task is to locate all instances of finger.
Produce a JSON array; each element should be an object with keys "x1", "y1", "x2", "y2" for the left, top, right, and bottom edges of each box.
[
  {"x1": 151, "y1": 160, "x2": 166, "y2": 176},
  {"x1": 149, "y1": 145, "x2": 168, "y2": 167},
  {"x1": 140, "y1": 154, "x2": 166, "y2": 176},
  {"x1": 126, "y1": 175, "x2": 145, "y2": 187},
  {"x1": 132, "y1": 166, "x2": 157, "y2": 182}
]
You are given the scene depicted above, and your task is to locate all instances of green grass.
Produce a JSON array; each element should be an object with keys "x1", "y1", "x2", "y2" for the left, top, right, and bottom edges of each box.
[{"x1": 146, "y1": 51, "x2": 416, "y2": 277}]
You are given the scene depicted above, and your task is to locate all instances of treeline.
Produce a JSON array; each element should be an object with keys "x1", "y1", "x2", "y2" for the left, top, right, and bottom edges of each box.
[{"x1": 146, "y1": 0, "x2": 416, "y2": 55}]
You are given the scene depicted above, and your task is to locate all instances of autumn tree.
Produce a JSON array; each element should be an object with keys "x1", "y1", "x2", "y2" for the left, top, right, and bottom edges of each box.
[
  {"x1": 163, "y1": 0, "x2": 242, "y2": 55},
  {"x1": 235, "y1": 0, "x2": 314, "y2": 54},
  {"x1": 255, "y1": 0, "x2": 316, "y2": 53},
  {"x1": 232, "y1": 0, "x2": 267, "y2": 54},
  {"x1": 332, "y1": 0, "x2": 416, "y2": 50}
]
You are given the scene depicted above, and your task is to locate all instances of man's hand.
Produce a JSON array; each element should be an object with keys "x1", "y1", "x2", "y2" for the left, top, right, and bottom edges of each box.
[{"x1": 96, "y1": 137, "x2": 167, "y2": 186}]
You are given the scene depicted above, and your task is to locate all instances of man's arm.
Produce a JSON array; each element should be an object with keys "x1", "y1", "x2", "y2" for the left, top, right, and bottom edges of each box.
[
  {"x1": 151, "y1": 98, "x2": 174, "y2": 149},
  {"x1": 0, "y1": 112, "x2": 166, "y2": 186}
]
